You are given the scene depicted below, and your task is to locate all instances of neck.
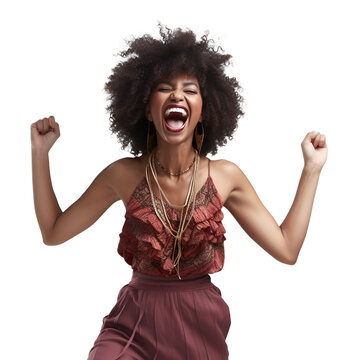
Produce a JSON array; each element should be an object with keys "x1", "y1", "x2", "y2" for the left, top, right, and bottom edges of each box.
[{"x1": 154, "y1": 142, "x2": 196, "y2": 177}]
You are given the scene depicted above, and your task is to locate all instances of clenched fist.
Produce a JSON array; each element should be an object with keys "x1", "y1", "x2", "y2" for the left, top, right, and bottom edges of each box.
[
  {"x1": 301, "y1": 131, "x2": 328, "y2": 171},
  {"x1": 31, "y1": 116, "x2": 60, "y2": 153}
]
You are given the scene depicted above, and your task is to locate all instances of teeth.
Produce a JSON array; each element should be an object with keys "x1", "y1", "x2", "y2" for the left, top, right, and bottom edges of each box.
[{"x1": 164, "y1": 107, "x2": 187, "y2": 117}]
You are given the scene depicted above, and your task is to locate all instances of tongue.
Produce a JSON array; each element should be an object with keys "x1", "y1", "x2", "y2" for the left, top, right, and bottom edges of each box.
[{"x1": 166, "y1": 120, "x2": 184, "y2": 129}]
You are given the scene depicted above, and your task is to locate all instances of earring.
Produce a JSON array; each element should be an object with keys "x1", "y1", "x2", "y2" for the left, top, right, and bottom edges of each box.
[
  {"x1": 147, "y1": 121, "x2": 155, "y2": 154},
  {"x1": 195, "y1": 122, "x2": 204, "y2": 154}
]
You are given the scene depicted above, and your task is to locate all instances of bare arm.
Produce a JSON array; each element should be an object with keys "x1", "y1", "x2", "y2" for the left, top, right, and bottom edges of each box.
[
  {"x1": 222, "y1": 131, "x2": 327, "y2": 264},
  {"x1": 31, "y1": 148, "x2": 62, "y2": 243},
  {"x1": 46, "y1": 162, "x2": 119, "y2": 245},
  {"x1": 280, "y1": 165, "x2": 321, "y2": 263},
  {"x1": 31, "y1": 116, "x2": 120, "y2": 245},
  {"x1": 280, "y1": 131, "x2": 328, "y2": 262},
  {"x1": 31, "y1": 116, "x2": 63, "y2": 244},
  {"x1": 223, "y1": 163, "x2": 295, "y2": 264}
]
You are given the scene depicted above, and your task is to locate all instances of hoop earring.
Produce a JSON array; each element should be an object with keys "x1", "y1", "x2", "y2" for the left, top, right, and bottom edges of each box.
[
  {"x1": 195, "y1": 122, "x2": 204, "y2": 154},
  {"x1": 147, "y1": 121, "x2": 156, "y2": 154}
]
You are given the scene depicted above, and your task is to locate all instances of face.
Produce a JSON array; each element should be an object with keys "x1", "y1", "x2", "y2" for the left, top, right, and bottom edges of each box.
[{"x1": 146, "y1": 73, "x2": 203, "y2": 148}]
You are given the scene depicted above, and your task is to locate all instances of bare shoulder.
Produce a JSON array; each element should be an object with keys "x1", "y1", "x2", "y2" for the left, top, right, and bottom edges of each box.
[
  {"x1": 209, "y1": 159, "x2": 246, "y2": 204},
  {"x1": 210, "y1": 159, "x2": 242, "y2": 177},
  {"x1": 108, "y1": 156, "x2": 146, "y2": 175},
  {"x1": 106, "y1": 155, "x2": 148, "y2": 204}
]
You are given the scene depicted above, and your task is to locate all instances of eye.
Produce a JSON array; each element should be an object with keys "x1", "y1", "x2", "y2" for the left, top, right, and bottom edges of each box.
[
  {"x1": 184, "y1": 90, "x2": 197, "y2": 94},
  {"x1": 158, "y1": 88, "x2": 172, "y2": 92}
]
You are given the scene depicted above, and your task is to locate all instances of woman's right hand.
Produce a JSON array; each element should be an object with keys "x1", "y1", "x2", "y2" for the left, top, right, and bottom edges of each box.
[{"x1": 31, "y1": 115, "x2": 61, "y2": 153}]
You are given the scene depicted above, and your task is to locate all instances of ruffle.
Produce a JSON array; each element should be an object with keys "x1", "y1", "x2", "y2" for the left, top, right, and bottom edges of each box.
[{"x1": 118, "y1": 177, "x2": 226, "y2": 277}]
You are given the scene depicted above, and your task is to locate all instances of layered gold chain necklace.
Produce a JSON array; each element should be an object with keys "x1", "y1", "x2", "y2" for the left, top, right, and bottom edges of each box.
[{"x1": 145, "y1": 149, "x2": 200, "y2": 280}]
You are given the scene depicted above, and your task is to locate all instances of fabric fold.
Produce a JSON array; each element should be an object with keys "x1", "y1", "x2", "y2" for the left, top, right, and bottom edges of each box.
[
  {"x1": 118, "y1": 176, "x2": 227, "y2": 278},
  {"x1": 114, "y1": 291, "x2": 147, "y2": 360}
]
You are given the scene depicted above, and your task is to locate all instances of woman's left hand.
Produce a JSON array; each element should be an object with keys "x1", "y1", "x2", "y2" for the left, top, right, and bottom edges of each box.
[{"x1": 301, "y1": 131, "x2": 328, "y2": 171}]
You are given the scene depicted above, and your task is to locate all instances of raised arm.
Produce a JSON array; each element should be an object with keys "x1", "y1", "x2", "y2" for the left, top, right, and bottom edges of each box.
[
  {"x1": 31, "y1": 116, "x2": 120, "y2": 246},
  {"x1": 222, "y1": 162, "x2": 295, "y2": 264},
  {"x1": 220, "y1": 131, "x2": 327, "y2": 265}
]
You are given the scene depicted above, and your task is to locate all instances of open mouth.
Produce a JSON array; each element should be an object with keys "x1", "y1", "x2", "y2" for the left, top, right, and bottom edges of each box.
[{"x1": 163, "y1": 106, "x2": 189, "y2": 132}]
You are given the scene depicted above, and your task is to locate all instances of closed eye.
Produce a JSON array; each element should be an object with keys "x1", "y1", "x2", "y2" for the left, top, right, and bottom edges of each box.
[{"x1": 157, "y1": 88, "x2": 198, "y2": 94}]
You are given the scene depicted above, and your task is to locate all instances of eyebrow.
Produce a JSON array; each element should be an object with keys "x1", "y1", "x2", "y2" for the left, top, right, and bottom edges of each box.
[{"x1": 159, "y1": 81, "x2": 199, "y2": 88}]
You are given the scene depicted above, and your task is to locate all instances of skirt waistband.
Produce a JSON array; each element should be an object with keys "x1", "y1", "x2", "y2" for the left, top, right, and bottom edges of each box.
[{"x1": 128, "y1": 270, "x2": 213, "y2": 291}]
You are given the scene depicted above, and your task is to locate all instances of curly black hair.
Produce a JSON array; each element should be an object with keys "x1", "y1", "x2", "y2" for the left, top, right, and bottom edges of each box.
[{"x1": 105, "y1": 24, "x2": 244, "y2": 156}]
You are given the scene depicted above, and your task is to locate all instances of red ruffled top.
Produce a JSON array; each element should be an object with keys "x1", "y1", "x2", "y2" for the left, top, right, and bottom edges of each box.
[{"x1": 118, "y1": 162, "x2": 226, "y2": 279}]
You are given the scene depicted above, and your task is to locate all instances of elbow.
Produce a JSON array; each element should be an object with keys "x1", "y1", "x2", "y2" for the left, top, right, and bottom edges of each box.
[
  {"x1": 43, "y1": 237, "x2": 58, "y2": 246},
  {"x1": 43, "y1": 234, "x2": 63, "y2": 246},
  {"x1": 42, "y1": 224, "x2": 64, "y2": 246},
  {"x1": 280, "y1": 230, "x2": 298, "y2": 265},
  {"x1": 277, "y1": 255, "x2": 297, "y2": 265},
  {"x1": 285, "y1": 257, "x2": 297, "y2": 265},
  {"x1": 42, "y1": 231, "x2": 53, "y2": 245},
  {"x1": 276, "y1": 246, "x2": 298, "y2": 265},
  {"x1": 274, "y1": 251, "x2": 297, "y2": 265},
  {"x1": 42, "y1": 214, "x2": 64, "y2": 246},
  {"x1": 283, "y1": 253, "x2": 298, "y2": 265}
]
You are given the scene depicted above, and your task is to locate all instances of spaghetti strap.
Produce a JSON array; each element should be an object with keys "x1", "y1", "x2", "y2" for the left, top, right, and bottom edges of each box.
[{"x1": 208, "y1": 158, "x2": 211, "y2": 177}]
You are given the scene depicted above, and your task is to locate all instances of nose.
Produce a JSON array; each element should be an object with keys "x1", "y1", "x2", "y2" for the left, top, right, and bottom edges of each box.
[{"x1": 170, "y1": 89, "x2": 184, "y2": 102}]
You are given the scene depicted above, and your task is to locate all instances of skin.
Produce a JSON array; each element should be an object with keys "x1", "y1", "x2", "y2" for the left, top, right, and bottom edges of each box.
[{"x1": 31, "y1": 74, "x2": 328, "y2": 266}]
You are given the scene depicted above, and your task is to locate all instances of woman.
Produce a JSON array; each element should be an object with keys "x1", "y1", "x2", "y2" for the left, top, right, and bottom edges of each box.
[{"x1": 31, "y1": 26, "x2": 328, "y2": 360}]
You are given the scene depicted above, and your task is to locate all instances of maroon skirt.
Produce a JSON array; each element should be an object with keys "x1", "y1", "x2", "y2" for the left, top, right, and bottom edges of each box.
[{"x1": 87, "y1": 270, "x2": 231, "y2": 360}]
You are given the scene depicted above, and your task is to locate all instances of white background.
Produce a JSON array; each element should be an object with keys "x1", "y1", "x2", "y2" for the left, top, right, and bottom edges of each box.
[{"x1": 1, "y1": 0, "x2": 359, "y2": 359}]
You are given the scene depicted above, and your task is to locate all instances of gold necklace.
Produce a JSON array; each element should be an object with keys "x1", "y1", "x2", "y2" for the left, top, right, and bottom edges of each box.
[
  {"x1": 152, "y1": 153, "x2": 198, "y2": 232},
  {"x1": 146, "y1": 150, "x2": 199, "y2": 279},
  {"x1": 147, "y1": 151, "x2": 198, "y2": 235},
  {"x1": 149, "y1": 157, "x2": 187, "y2": 209},
  {"x1": 149, "y1": 153, "x2": 193, "y2": 209},
  {"x1": 154, "y1": 151, "x2": 196, "y2": 176}
]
